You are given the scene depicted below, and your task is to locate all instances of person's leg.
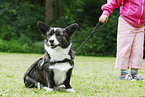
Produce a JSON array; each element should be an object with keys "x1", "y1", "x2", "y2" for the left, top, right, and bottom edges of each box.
[
  {"x1": 115, "y1": 17, "x2": 136, "y2": 69},
  {"x1": 129, "y1": 27, "x2": 144, "y2": 80},
  {"x1": 115, "y1": 17, "x2": 135, "y2": 80},
  {"x1": 129, "y1": 29, "x2": 144, "y2": 69}
]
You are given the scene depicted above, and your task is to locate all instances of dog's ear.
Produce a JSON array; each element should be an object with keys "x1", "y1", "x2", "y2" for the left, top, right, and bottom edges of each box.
[
  {"x1": 64, "y1": 23, "x2": 78, "y2": 38},
  {"x1": 37, "y1": 21, "x2": 50, "y2": 38}
]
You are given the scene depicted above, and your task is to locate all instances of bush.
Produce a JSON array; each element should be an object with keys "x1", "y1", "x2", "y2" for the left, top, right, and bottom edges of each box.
[
  {"x1": 0, "y1": 0, "x2": 121, "y2": 56},
  {"x1": 0, "y1": 0, "x2": 44, "y2": 41},
  {"x1": 0, "y1": 39, "x2": 44, "y2": 53}
]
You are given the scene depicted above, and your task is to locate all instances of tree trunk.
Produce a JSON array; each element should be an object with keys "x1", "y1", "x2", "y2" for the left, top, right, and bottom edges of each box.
[
  {"x1": 58, "y1": 0, "x2": 62, "y2": 18},
  {"x1": 45, "y1": 0, "x2": 53, "y2": 23}
]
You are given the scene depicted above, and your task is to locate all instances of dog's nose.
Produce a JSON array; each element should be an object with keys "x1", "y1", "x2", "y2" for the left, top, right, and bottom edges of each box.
[{"x1": 49, "y1": 40, "x2": 54, "y2": 43}]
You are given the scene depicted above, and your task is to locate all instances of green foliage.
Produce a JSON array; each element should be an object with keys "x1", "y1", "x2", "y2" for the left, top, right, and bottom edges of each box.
[
  {"x1": 0, "y1": 0, "x2": 44, "y2": 41},
  {"x1": 0, "y1": 0, "x2": 121, "y2": 56},
  {"x1": 0, "y1": 39, "x2": 44, "y2": 53},
  {"x1": 76, "y1": 0, "x2": 106, "y2": 26}
]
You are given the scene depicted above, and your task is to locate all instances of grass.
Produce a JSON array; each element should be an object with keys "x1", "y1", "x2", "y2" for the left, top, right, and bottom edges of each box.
[{"x1": 0, "y1": 52, "x2": 145, "y2": 97}]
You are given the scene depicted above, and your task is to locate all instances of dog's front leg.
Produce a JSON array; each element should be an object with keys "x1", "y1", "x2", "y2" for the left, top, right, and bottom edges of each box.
[
  {"x1": 44, "y1": 70, "x2": 55, "y2": 92},
  {"x1": 64, "y1": 68, "x2": 75, "y2": 92}
]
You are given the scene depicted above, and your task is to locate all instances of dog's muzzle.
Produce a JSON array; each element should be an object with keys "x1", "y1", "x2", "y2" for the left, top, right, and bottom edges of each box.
[{"x1": 49, "y1": 39, "x2": 59, "y2": 49}]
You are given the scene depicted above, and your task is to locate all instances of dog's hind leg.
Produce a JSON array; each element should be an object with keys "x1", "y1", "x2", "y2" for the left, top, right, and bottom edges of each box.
[
  {"x1": 64, "y1": 68, "x2": 75, "y2": 92},
  {"x1": 24, "y1": 76, "x2": 42, "y2": 89}
]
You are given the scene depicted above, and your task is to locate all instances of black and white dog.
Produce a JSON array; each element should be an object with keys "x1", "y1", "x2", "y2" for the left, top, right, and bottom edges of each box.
[{"x1": 24, "y1": 21, "x2": 78, "y2": 92}]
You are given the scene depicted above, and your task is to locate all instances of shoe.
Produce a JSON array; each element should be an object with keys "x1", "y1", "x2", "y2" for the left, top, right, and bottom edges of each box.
[
  {"x1": 131, "y1": 74, "x2": 144, "y2": 81},
  {"x1": 119, "y1": 73, "x2": 133, "y2": 80}
]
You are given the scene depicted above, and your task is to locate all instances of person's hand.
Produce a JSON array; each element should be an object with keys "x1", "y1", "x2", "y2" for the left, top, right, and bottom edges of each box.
[{"x1": 99, "y1": 14, "x2": 109, "y2": 23}]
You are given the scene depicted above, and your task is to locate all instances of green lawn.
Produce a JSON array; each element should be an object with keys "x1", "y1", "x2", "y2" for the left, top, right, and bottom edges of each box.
[{"x1": 0, "y1": 52, "x2": 145, "y2": 97}]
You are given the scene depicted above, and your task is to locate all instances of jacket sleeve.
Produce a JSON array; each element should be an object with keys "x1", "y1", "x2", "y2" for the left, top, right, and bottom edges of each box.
[{"x1": 101, "y1": 0, "x2": 124, "y2": 16}]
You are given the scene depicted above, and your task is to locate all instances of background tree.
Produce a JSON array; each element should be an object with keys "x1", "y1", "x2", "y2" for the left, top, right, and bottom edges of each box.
[{"x1": 45, "y1": 0, "x2": 53, "y2": 23}]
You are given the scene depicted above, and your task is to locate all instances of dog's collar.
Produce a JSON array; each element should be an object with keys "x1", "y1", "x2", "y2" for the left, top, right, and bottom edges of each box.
[
  {"x1": 49, "y1": 59, "x2": 71, "y2": 64},
  {"x1": 39, "y1": 49, "x2": 74, "y2": 69},
  {"x1": 39, "y1": 57, "x2": 71, "y2": 69}
]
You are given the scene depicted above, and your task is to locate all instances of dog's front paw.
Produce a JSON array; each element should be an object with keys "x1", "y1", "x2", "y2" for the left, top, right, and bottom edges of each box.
[
  {"x1": 54, "y1": 85, "x2": 65, "y2": 90},
  {"x1": 43, "y1": 87, "x2": 54, "y2": 92},
  {"x1": 66, "y1": 88, "x2": 75, "y2": 93},
  {"x1": 37, "y1": 82, "x2": 41, "y2": 89}
]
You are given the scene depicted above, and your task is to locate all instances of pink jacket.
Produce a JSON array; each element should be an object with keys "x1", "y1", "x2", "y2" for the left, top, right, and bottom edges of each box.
[{"x1": 102, "y1": 0, "x2": 145, "y2": 27}]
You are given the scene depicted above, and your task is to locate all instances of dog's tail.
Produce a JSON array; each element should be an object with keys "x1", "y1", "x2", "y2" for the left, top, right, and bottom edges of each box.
[{"x1": 23, "y1": 57, "x2": 43, "y2": 83}]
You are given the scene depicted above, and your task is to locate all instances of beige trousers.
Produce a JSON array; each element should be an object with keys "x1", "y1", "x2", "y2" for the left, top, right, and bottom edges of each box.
[{"x1": 115, "y1": 17, "x2": 144, "y2": 69}]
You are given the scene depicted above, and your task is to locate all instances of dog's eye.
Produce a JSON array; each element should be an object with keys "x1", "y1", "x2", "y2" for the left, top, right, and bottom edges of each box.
[
  {"x1": 56, "y1": 33, "x2": 62, "y2": 37},
  {"x1": 47, "y1": 29, "x2": 54, "y2": 36},
  {"x1": 48, "y1": 32, "x2": 53, "y2": 36},
  {"x1": 47, "y1": 33, "x2": 51, "y2": 37}
]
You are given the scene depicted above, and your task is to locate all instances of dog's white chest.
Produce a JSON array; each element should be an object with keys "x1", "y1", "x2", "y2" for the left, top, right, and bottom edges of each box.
[
  {"x1": 49, "y1": 62, "x2": 72, "y2": 85},
  {"x1": 44, "y1": 44, "x2": 71, "y2": 61}
]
